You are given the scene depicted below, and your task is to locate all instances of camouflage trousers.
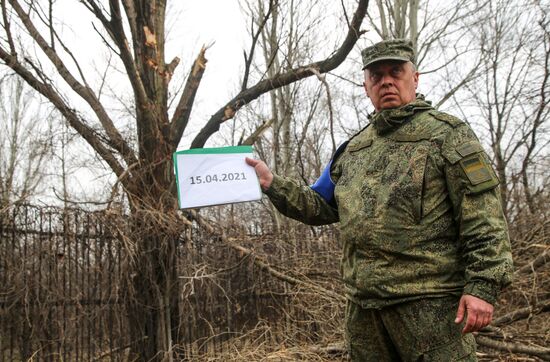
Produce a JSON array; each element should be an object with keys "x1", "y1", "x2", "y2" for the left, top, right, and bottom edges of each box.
[{"x1": 345, "y1": 296, "x2": 477, "y2": 361}]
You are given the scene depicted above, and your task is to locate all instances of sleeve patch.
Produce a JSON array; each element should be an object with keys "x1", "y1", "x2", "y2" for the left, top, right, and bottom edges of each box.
[
  {"x1": 456, "y1": 142, "x2": 483, "y2": 157},
  {"x1": 459, "y1": 154, "x2": 493, "y2": 185}
]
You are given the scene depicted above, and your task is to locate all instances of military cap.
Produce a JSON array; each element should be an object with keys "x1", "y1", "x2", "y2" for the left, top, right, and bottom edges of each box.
[{"x1": 361, "y1": 39, "x2": 415, "y2": 69}]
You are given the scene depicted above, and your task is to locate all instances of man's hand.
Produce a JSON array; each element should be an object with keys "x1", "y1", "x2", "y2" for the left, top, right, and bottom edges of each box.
[
  {"x1": 245, "y1": 157, "x2": 274, "y2": 190},
  {"x1": 455, "y1": 294, "x2": 494, "y2": 334}
]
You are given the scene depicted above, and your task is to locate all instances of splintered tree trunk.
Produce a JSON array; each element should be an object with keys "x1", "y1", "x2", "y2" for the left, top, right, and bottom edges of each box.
[{"x1": 122, "y1": 2, "x2": 181, "y2": 358}]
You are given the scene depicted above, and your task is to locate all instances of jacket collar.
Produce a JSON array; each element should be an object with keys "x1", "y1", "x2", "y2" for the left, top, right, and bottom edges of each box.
[{"x1": 368, "y1": 94, "x2": 433, "y2": 135}]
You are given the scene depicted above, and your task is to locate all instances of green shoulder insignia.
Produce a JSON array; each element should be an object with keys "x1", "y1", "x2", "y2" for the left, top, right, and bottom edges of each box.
[
  {"x1": 428, "y1": 110, "x2": 464, "y2": 128},
  {"x1": 454, "y1": 141, "x2": 499, "y2": 188},
  {"x1": 459, "y1": 154, "x2": 493, "y2": 185}
]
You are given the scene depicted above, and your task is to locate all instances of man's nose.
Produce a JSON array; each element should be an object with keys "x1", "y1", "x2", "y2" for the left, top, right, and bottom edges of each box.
[{"x1": 381, "y1": 73, "x2": 394, "y2": 86}]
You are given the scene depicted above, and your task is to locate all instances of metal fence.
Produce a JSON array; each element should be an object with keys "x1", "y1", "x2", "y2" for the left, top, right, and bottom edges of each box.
[
  {"x1": 0, "y1": 204, "x2": 342, "y2": 361},
  {"x1": 0, "y1": 205, "x2": 127, "y2": 361}
]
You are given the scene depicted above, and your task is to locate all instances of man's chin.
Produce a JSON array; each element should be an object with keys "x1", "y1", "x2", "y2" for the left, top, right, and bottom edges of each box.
[{"x1": 379, "y1": 100, "x2": 403, "y2": 110}]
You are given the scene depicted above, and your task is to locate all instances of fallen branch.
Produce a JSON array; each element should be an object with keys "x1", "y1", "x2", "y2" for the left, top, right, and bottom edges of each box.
[
  {"x1": 475, "y1": 335, "x2": 550, "y2": 360},
  {"x1": 227, "y1": 238, "x2": 346, "y2": 303},
  {"x1": 515, "y1": 248, "x2": 549, "y2": 276},
  {"x1": 259, "y1": 335, "x2": 550, "y2": 360},
  {"x1": 492, "y1": 299, "x2": 550, "y2": 327},
  {"x1": 309, "y1": 342, "x2": 347, "y2": 356},
  {"x1": 187, "y1": 211, "x2": 346, "y2": 303}
]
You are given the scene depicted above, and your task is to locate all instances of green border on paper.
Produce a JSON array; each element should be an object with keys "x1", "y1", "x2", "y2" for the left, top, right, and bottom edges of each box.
[
  {"x1": 174, "y1": 145, "x2": 253, "y2": 155},
  {"x1": 172, "y1": 146, "x2": 255, "y2": 208}
]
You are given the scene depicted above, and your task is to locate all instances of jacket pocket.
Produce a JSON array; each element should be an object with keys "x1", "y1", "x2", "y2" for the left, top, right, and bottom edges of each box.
[{"x1": 411, "y1": 151, "x2": 429, "y2": 223}]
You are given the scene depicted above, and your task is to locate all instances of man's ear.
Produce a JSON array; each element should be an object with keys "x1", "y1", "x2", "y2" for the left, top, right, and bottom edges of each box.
[{"x1": 413, "y1": 71, "x2": 420, "y2": 89}]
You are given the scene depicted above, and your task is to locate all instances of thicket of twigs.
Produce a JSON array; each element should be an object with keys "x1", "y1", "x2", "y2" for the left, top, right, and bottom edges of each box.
[
  {"x1": 194, "y1": 191, "x2": 550, "y2": 361},
  {"x1": 0, "y1": 192, "x2": 547, "y2": 361}
]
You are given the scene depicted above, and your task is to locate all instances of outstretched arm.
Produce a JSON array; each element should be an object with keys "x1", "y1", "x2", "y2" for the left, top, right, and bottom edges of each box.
[{"x1": 246, "y1": 157, "x2": 339, "y2": 226}]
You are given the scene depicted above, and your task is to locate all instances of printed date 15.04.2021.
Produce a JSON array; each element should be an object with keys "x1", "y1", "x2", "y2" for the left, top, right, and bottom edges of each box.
[{"x1": 189, "y1": 172, "x2": 247, "y2": 185}]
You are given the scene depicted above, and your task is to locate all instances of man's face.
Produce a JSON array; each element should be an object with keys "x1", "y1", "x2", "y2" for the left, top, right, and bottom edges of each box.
[{"x1": 363, "y1": 60, "x2": 419, "y2": 111}]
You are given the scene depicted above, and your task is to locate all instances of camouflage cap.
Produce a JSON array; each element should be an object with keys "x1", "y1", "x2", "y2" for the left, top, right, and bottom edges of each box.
[{"x1": 361, "y1": 39, "x2": 415, "y2": 70}]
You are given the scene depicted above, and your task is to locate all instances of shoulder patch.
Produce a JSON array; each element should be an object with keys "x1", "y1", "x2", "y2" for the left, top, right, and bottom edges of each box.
[
  {"x1": 428, "y1": 110, "x2": 464, "y2": 128},
  {"x1": 460, "y1": 154, "x2": 493, "y2": 185}
]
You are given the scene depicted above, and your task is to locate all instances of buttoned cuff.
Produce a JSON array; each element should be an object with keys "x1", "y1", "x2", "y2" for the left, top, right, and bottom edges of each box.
[{"x1": 463, "y1": 281, "x2": 499, "y2": 305}]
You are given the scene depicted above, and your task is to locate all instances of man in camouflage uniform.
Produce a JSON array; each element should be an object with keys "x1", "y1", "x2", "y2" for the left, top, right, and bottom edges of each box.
[{"x1": 246, "y1": 39, "x2": 513, "y2": 361}]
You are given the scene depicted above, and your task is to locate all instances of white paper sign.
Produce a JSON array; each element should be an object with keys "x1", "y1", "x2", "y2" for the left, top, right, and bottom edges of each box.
[{"x1": 173, "y1": 146, "x2": 261, "y2": 209}]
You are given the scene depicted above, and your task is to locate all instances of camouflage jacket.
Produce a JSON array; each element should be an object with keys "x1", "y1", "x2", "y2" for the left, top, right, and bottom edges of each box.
[{"x1": 264, "y1": 97, "x2": 513, "y2": 308}]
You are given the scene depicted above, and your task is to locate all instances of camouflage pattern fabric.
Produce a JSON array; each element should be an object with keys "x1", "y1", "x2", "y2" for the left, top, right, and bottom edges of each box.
[
  {"x1": 264, "y1": 95, "x2": 513, "y2": 309},
  {"x1": 346, "y1": 297, "x2": 477, "y2": 361}
]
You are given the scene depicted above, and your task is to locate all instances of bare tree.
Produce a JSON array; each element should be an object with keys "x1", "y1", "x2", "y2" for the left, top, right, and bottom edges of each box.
[
  {"x1": 518, "y1": 5, "x2": 550, "y2": 215},
  {"x1": 0, "y1": 73, "x2": 54, "y2": 209},
  {"x1": 455, "y1": 0, "x2": 550, "y2": 217},
  {"x1": 224, "y1": 0, "x2": 346, "y2": 235},
  {"x1": 0, "y1": 0, "x2": 368, "y2": 359}
]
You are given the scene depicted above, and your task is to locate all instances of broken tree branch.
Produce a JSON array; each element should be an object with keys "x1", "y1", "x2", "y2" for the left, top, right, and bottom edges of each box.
[
  {"x1": 492, "y1": 299, "x2": 550, "y2": 327},
  {"x1": 169, "y1": 47, "x2": 208, "y2": 147},
  {"x1": 475, "y1": 335, "x2": 550, "y2": 360},
  {"x1": 190, "y1": 0, "x2": 369, "y2": 148},
  {"x1": 187, "y1": 210, "x2": 346, "y2": 304},
  {"x1": 515, "y1": 248, "x2": 549, "y2": 276}
]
